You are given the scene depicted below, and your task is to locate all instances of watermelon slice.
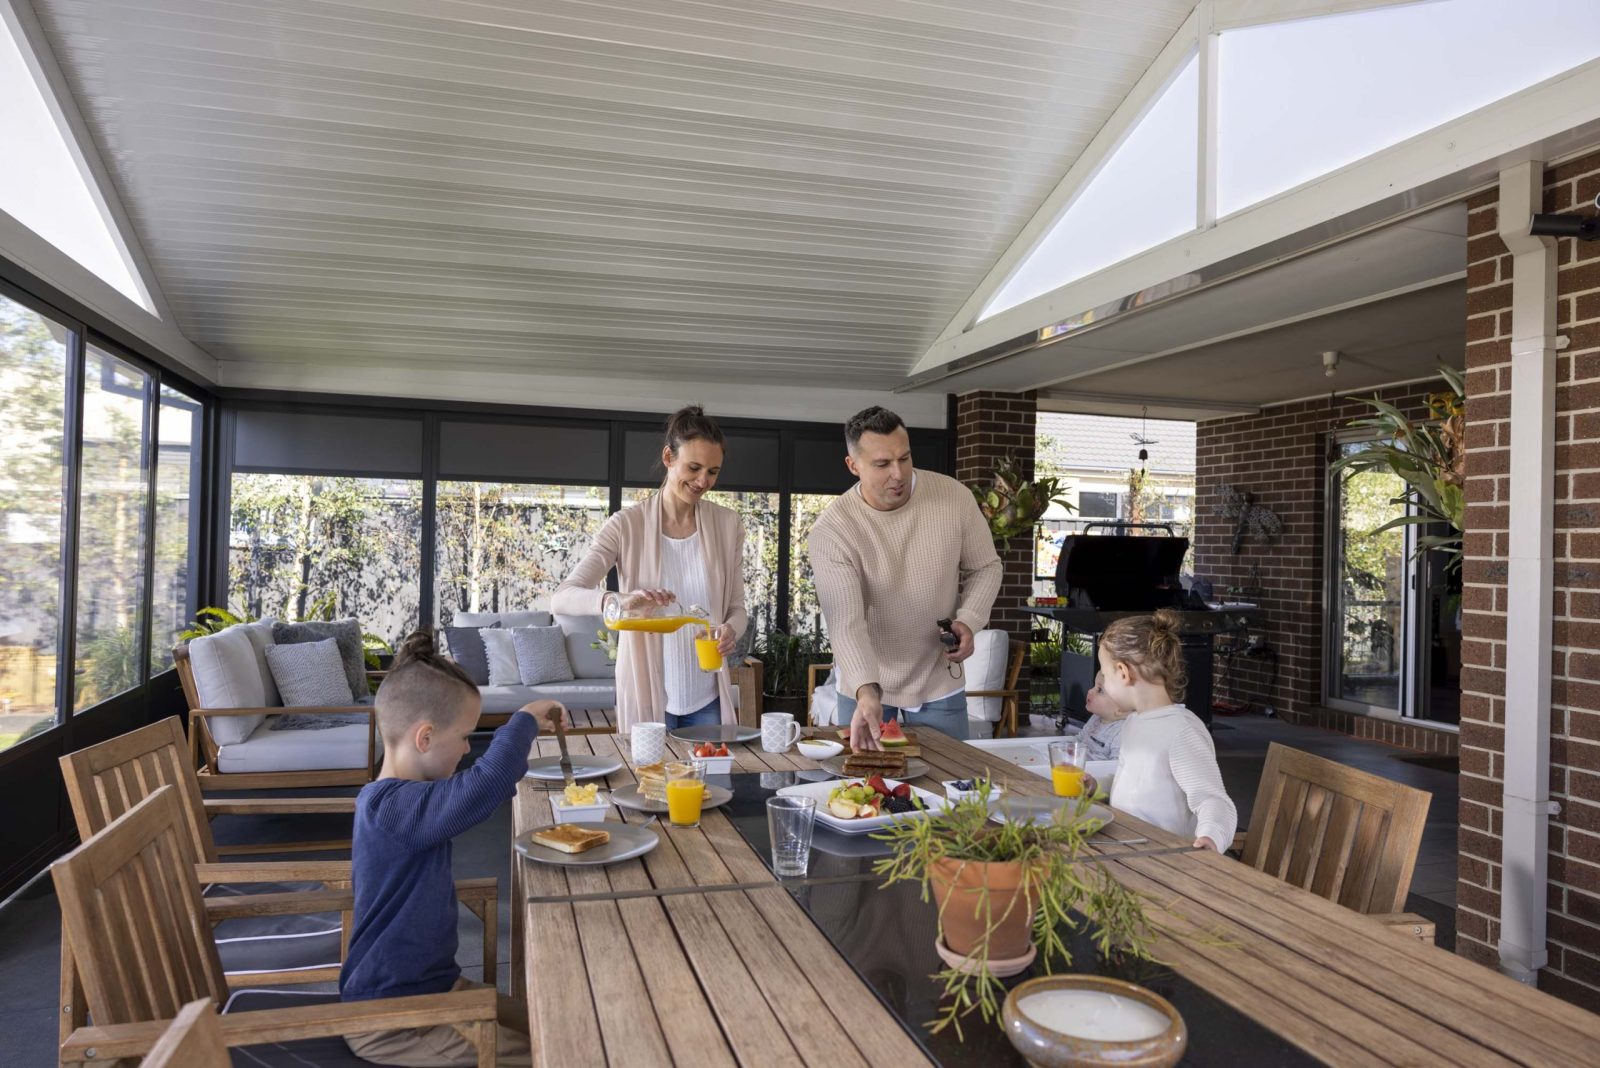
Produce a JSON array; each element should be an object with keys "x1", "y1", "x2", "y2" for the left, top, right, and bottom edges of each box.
[{"x1": 879, "y1": 720, "x2": 908, "y2": 747}]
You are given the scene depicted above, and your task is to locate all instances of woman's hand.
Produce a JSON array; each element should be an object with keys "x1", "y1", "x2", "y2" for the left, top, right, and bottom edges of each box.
[
  {"x1": 1194, "y1": 836, "x2": 1219, "y2": 852},
  {"x1": 713, "y1": 623, "x2": 738, "y2": 657},
  {"x1": 621, "y1": 588, "x2": 675, "y2": 611}
]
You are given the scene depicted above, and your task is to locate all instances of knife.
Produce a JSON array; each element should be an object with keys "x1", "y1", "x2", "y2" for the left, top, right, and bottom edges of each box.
[{"x1": 552, "y1": 711, "x2": 577, "y2": 791}]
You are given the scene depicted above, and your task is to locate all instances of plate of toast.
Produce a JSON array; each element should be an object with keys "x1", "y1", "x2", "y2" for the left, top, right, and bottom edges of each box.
[
  {"x1": 611, "y1": 782, "x2": 734, "y2": 814},
  {"x1": 515, "y1": 821, "x2": 659, "y2": 866},
  {"x1": 819, "y1": 750, "x2": 928, "y2": 781}
]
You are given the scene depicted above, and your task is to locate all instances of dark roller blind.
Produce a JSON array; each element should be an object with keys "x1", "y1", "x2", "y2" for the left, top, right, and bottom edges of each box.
[
  {"x1": 233, "y1": 410, "x2": 423, "y2": 476},
  {"x1": 622, "y1": 427, "x2": 779, "y2": 490},
  {"x1": 438, "y1": 420, "x2": 608, "y2": 483},
  {"x1": 789, "y1": 428, "x2": 948, "y2": 494}
]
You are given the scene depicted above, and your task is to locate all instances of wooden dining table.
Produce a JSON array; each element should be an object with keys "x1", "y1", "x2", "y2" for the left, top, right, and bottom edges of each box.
[{"x1": 510, "y1": 726, "x2": 1600, "y2": 1067}]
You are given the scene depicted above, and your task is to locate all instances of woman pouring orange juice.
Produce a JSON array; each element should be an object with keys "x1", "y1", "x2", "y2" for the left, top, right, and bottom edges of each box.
[{"x1": 553, "y1": 406, "x2": 747, "y2": 735}]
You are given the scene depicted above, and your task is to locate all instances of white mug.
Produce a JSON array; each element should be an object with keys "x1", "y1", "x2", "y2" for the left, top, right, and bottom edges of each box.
[
  {"x1": 631, "y1": 722, "x2": 667, "y2": 766},
  {"x1": 761, "y1": 712, "x2": 802, "y2": 753}
]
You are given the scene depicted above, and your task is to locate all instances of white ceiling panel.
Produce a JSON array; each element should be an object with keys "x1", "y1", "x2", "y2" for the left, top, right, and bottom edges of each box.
[{"x1": 31, "y1": 0, "x2": 1196, "y2": 391}]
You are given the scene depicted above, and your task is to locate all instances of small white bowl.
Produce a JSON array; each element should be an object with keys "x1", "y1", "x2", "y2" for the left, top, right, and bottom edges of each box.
[
  {"x1": 691, "y1": 755, "x2": 735, "y2": 775},
  {"x1": 796, "y1": 739, "x2": 844, "y2": 760},
  {"x1": 549, "y1": 792, "x2": 611, "y2": 824},
  {"x1": 944, "y1": 779, "x2": 1005, "y2": 804}
]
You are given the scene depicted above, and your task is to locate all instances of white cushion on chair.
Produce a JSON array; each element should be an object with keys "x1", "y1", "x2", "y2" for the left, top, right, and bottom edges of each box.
[
  {"x1": 216, "y1": 721, "x2": 371, "y2": 774},
  {"x1": 188, "y1": 621, "x2": 281, "y2": 745},
  {"x1": 809, "y1": 667, "x2": 840, "y2": 727},
  {"x1": 965, "y1": 629, "x2": 1010, "y2": 723}
]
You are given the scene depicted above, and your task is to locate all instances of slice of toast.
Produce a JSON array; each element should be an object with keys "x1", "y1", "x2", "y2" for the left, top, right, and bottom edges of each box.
[
  {"x1": 530, "y1": 824, "x2": 611, "y2": 854},
  {"x1": 843, "y1": 751, "x2": 907, "y2": 777}
]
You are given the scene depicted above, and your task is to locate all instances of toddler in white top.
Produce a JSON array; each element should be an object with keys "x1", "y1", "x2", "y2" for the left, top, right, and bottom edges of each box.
[
  {"x1": 1077, "y1": 670, "x2": 1126, "y2": 760},
  {"x1": 1098, "y1": 610, "x2": 1236, "y2": 852}
]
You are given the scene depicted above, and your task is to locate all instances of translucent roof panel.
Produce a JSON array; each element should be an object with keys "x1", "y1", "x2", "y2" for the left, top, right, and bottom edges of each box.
[
  {"x1": 0, "y1": 16, "x2": 152, "y2": 310},
  {"x1": 982, "y1": 54, "x2": 1199, "y2": 321},
  {"x1": 1218, "y1": 0, "x2": 1600, "y2": 217}
]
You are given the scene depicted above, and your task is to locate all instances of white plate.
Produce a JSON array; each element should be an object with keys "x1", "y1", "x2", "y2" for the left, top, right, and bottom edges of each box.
[
  {"x1": 526, "y1": 754, "x2": 625, "y2": 781},
  {"x1": 514, "y1": 822, "x2": 659, "y2": 866},
  {"x1": 611, "y1": 783, "x2": 733, "y2": 814},
  {"x1": 775, "y1": 778, "x2": 949, "y2": 836},
  {"x1": 989, "y1": 794, "x2": 1115, "y2": 830}
]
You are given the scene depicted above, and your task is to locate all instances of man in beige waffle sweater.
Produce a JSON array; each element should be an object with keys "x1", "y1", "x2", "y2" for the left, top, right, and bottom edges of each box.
[{"x1": 807, "y1": 407, "x2": 1002, "y2": 748}]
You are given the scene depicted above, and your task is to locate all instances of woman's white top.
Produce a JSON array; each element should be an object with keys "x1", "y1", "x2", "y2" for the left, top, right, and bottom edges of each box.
[
  {"x1": 1080, "y1": 715, "x2": 1125, "y2": 760},
  {"x1": 1109, "y1": 704, "x2": 1236, "y2": 848},
  {"x1": 659, "y1": 531, "x2": 718, "y2": 716}
]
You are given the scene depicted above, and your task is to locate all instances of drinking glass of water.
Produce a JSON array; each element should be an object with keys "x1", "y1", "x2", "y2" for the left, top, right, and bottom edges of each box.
[{"x1": 766, "y1": 796, "x2": 817, "y2": 877}]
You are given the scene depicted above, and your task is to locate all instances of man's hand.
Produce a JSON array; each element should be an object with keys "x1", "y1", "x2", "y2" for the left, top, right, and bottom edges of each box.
[
  {"x1": 520, "y1": 700, "x2": 568, "y2": 733},
  {"x1": 944, "y1": 620, "x2": 976, "y2": 664},
  {"x1": 850, "y1": 684, "x2": 884, "y2": 752},
  {"x1": 713, "y1": 623, "x2": 738, "y2": 657}
]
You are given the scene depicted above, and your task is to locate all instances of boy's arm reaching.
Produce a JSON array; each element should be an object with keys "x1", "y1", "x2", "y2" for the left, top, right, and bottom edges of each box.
[
  {"x1": 1169, "y1": 724, "x2": 1236, "y2": 851},
  {"x1": 373, "y1": 711, "x2": 543, "y2": 850}
]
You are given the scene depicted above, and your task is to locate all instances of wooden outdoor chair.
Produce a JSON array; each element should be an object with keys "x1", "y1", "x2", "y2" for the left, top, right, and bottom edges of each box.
[
  {"x1": 1236, "y1": 742, "x2": 1436, "y2": 943},
  {"x1": 805, "y1": 637, "x2": 1027, "y2": 737},
  {"x1": 57, "y1": 717, "x2": 497, "y2": 1046},
  {"x1": 142, "y1": 1000, "x2": 228, "y2": 1068},
  {"x1": 54, "y1": 786, "x2": 500, "y2": 1068}
]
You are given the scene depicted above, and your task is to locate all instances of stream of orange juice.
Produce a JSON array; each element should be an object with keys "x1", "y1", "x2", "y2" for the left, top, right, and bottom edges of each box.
[
  {"x1": 608, "y1": 615, "x2": 710, "y2": 634},
  {"x1": 1052, "y1": 764, "x2": 1086, "y2": 798}
]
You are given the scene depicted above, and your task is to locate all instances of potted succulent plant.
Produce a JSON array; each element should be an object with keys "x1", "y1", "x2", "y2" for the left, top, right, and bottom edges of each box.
[
  {"x1": 872, "y1": 783, "x2": 1164, "y2": 1038},
  {"x1": 973, "y1": 456, "x2": 1073, "y2": 541}
]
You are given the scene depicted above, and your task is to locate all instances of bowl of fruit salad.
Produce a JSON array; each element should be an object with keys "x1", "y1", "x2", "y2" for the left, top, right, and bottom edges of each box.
[
  {"x1": 771, "y1": 775, "x2": 947, "y2": 835},
  {"x1": 690, "y1": 742, "x2": 734, "y2": 774}
]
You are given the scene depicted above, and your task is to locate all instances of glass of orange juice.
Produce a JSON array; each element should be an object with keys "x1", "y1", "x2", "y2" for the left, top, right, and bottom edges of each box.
[
  {"x1": 1049, "y1": 739, "x2": 1088, "y2": 798},
  {"x1": 695, "y1": 624, "x2": 724, "y2": 672},
  {"x1": 665, "y1": 763, "x2": 706, "y2": 828}
]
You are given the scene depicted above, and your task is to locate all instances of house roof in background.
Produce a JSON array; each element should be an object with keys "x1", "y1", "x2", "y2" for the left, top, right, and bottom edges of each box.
[{"x1": 1037, "y1": 412, "x2": 1195, "y2": 478}]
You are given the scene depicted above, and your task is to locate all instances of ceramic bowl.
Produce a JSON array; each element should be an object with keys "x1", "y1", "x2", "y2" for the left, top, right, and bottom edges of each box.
[
  {"x1": 549, "y1": 793, "x2": 611, "y2": 824},
  {"x1": 1001, "y1": 975, "x2": 1187, "y2": 1068},
  {"x1": 796, "y1": 739, "x2": 844, "y2": 760},
  {"x1": 943, "y1": 779, "x2": 1005, "y2": 804},
  {"x1": 690, "y1": 754, "x2": 735, "y2": 775}
]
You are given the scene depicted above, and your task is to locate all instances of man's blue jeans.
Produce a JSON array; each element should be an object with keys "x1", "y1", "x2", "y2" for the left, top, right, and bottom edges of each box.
[{"x1": 834, "y1": 690, "x2": 970, "y2": 741}]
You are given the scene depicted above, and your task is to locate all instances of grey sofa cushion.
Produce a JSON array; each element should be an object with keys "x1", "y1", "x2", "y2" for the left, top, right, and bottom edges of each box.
[
  {"x1": 511, "y1": 625, "x2": 575, "y2": 686},
  {"x1": 451, "y1": 609, "x2": 552, "y2": 629},
  {"x1": 264, "y1": 639, "x2": 354, "y2": 707},
  {"x1": 478, "y1": 681, "x2": 617, "y2": 714},
  {"x1": 272, "y1": 619, "x2": 366, "y2": 701},
  {"x1": 444, "y1": 622, "x2": 499, "y2": 685},
  {"x1": 555, "y1": 613, "x2": 614, "y2": 679}
]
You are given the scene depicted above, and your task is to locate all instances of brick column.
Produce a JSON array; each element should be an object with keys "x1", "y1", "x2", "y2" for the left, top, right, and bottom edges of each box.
[
  {"x1": 1458, "y1": 151, "x2": 1600, "y2": 1011},
  {"x1": 953, "y1": 390, "x2": 1038, "y2": 643}
]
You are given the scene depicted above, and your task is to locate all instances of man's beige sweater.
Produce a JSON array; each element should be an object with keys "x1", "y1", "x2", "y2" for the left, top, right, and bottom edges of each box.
[{"x1": 807, "y1": 471, "x2": 1003, "y2": 708}]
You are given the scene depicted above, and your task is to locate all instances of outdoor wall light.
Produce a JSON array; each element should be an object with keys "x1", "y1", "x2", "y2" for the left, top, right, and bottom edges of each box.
[
  {"x1": 1322, "y1": 350, "x2": 1340, "y2": 377},
  {"x1": 1526, "y1": 193, "x2": 1600, "y2": 241}
]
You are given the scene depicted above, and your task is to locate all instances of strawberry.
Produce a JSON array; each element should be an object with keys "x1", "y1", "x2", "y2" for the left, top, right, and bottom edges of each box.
[
  {"x1": 866, "y1": 774, "x2": 891, "y2": 797},
  {"x1": 714, "y1": 744, "x2": 730, "y2": 757},
  {"x1": 892, "y1": 783, "x2": 911, "y2": 800}
]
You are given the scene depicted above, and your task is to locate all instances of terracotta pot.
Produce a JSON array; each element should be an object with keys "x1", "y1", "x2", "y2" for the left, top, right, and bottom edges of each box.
[{"x1": 929, "y1": 855, "x2": 1038, "y2": 961}]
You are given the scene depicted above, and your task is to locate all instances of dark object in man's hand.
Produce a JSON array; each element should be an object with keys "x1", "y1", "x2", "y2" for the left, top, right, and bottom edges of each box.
[{"x1": 937, "y1": 618, "x2": 959, "y2": 651}]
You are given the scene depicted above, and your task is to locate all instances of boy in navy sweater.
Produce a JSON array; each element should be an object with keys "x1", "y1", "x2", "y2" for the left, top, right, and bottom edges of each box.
[{"x1": 340, "y1": 630, "x2": 561, "y2": 1066}]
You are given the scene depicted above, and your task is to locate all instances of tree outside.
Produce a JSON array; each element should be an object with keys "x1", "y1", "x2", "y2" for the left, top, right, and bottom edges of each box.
[
  {"x1": 1335, "y1": 447, "x2": 1407, "y2": 699},
  {"x1": 229, "y1": 474, "x2": 422, "y2": 646},
  {"x1": 0, "y1": 296, "x2": 68, "y2": 749},
  {"x1": 435, "y1": 482, "x2": 608, "y2": 622}
]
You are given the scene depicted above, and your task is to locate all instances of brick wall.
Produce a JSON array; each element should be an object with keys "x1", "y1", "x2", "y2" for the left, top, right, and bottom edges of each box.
[
  {"x1": 1193, "y1": 385, "x2": 1458, "y2": 757},
  {"x1": 953, "y1": 391, "x2": 1038, "y2": 645},
  {"x1": 1457, "y1": 150, "x2": 1600, "y2": 1009}
]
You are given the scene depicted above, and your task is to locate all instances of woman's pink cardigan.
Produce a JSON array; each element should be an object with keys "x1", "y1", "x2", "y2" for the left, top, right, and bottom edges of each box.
[{"x1": 552, "y1": 493, "x2": 748, "y2": 736}]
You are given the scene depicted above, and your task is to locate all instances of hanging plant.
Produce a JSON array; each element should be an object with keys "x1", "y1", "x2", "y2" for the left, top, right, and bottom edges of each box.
[
  {"x1": 974, "y1": 456, "x2": 1073, "y2": 541},
  {"x1": 1330, "y1": 366, "x2": 1465, "y2": 571}
]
